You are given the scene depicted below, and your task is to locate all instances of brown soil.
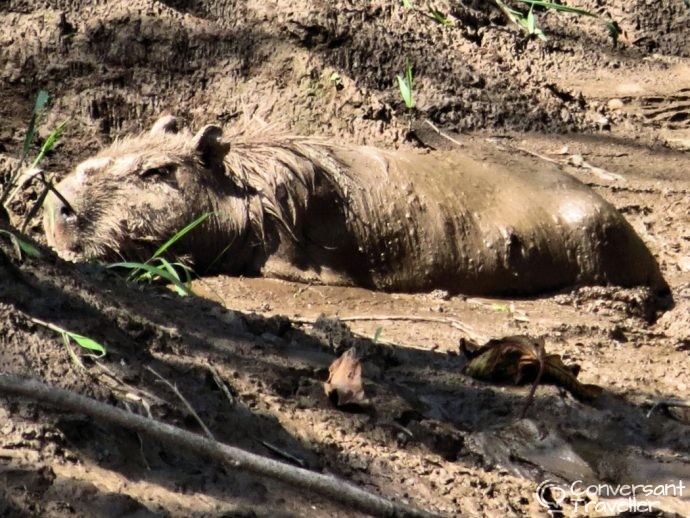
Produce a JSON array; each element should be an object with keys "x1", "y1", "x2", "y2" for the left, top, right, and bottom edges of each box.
[{"x1": 1, "y1": 1, "x2": 689, "y2": 517}]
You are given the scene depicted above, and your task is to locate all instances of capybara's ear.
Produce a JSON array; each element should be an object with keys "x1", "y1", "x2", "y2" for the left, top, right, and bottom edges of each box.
[
  {"x1": 192, "y1": 125, "x2": 230, "y2": 166},
  {"x1": 150, "y1": 115, "x2": 179, "y2": 135}
]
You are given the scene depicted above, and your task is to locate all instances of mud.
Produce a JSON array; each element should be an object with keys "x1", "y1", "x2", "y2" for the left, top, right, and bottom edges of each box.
[{"x1": 1, "y1": 0, "x2": 690, "y2": 517}]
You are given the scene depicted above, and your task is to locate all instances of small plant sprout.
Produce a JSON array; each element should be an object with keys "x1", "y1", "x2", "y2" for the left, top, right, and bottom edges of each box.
[
  {"x1": 495, "y1": 0, "x2": 597, "y2": 42},
  {"x1": 606, "y1": 20, "x2": 622, "y2": 47},
  {"x1": 329, "y1": 71, "x2": 344, "y2": 90},
  {"x1": 21, "y1": 90, "x2": 49, "y2": 165},
  {"x1": 401, "y1": 0, "x2": 413, "y2": 8},
  {"x1": 31, "y1": 317, "x2": 106, "y2": 367},
  {"x1": 516, "y1": 0, "x2": 596, "y2": 17},
  {"x1": 107, "y1": 212, "x2": 213, "y2": 296},
  {"x1": 526, "y1": 5, "x2": 546, "y2": 40},
  {"x1": 2, "y1": 90, "x2": 68, "y2": 233},
  {"x1": 427, "y1": 4, "x2": 454, "y2": 26},
  {"x1": 373, "y1": 327, "x2": 383, "y2": 344},
  {"x1": 396, "y1": 60, "x2": 416, "y2": 109}
]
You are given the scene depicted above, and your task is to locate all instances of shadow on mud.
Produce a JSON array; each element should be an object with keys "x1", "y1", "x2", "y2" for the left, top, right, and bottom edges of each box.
[{"x1": 1, "y1": 240, "x2": 688, "y2": 514}]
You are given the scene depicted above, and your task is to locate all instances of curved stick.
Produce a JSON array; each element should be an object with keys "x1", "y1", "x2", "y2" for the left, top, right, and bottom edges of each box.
[{"x1": 0, "y1": 374, "x2": 438, "y2": 518}]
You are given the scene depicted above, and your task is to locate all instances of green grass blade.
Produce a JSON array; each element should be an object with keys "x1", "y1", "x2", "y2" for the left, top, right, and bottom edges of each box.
[
  {"x1": 396, "y1": 75, "x2": 412, "y2": 108},
  {"x1": 517, "y1": 0, "x2": 597, "y2": 17},
  {"x1": 401, "y1": 0, "x2": 413, "y2": 7},
  {"x1": 156, "y1": 257, "x2": 193, "y2": 296},
  {"x1": 30, "y1": 120, "x2": 67, "y2": 169},
  {"x1": 527, "y1": 5, "x2": 536, "y2": 33},
  {"x1": 428, "y1": 5, "x2": 453, "y2": 26},
  {"x1": 494, "y1": 0, "x2": 523, "y2": 26},
  {"x1": 373, "y1": 327, "x2": 383, "y2": 343},
  {"x1": 157, "y1": 257, "x2": 182, "y2": 282},
  {"x1": 397, "y1": 60, "x2": 415, "y2": 109},
  {"x1": 21, "y1": 90, "x2": 49, "y2": 161},
  {"x1": 150, "y1": 212, "x2": 212, "y2": 261},
  {"x1": 66, "y1": 331, "x2": 107, "y2": 358},
  {"x1": 108, "y1": 261, "x2": 194, "y2": 296}
]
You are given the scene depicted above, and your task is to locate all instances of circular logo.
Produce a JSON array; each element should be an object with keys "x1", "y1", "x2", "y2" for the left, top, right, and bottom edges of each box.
[{"x1": 535, "y1": 480, "x2": 567, "y2": 509}]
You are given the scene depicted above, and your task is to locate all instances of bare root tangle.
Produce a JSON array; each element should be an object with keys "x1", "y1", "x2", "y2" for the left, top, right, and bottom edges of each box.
[{"x1": 0, "y1": 374, "x2": 439, "y2": 518}]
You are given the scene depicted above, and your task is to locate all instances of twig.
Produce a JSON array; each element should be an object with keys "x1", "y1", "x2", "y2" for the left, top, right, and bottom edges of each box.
[
  {"x1": 262, "y1": 440, "x2": 307, "y2": 467},
  {"x1": 292, "y1": 314, "x2": 488, "y2": 343},
  {"x1": 423, "y1": 119, "x2": 464, "y2": 147},
  {"x1": 520, "y1": 339, "x2": 546, "y2": 418},
  {"x1": 145, "y1": 366, "x2": 214, "y2": 440},
  {"x1": 646, "y1": 399, "x2": 690, "y2": 419},
  {"x1": 92, "y1": 361, "x2": 167, "y2": 406},
  {"x1": 513, "y1": 146, "x2": 562, "y2": 165},
  {"x1": 210, "y1": 366, "x2": 235, "y2": 407},
  {"x1": 0, "y1": 374, "x2": 438, "y2": 518}
]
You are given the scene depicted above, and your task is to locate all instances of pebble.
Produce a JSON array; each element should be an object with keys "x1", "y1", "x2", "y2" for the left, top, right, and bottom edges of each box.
[{"x1": 607, "y1": 98, "x2": 625, "y2": 110}]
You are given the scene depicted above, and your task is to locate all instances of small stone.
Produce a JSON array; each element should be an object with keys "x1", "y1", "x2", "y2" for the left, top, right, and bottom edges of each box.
[{"x1": 607, "y1": 98, "x2": 625, "y2": 110}]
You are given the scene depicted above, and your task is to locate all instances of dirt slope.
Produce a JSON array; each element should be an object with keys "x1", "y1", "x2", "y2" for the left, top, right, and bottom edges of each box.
[{"x1": 1, "y1": 1, "x2": 689, "y2": 516}]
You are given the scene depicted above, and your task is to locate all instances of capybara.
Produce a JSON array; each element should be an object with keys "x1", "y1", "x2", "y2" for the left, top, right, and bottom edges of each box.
[{"x1": 43, "y1": 116, "x2": 668, "y2": 296}]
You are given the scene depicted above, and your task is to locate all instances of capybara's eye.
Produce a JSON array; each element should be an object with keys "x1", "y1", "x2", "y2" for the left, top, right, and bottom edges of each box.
[
  {"x1": 140, "y1": 164, "x2": 177, "y2": 179},
  {"x1": 59, "y1": 204, "x2": 77, "y2": 223}
]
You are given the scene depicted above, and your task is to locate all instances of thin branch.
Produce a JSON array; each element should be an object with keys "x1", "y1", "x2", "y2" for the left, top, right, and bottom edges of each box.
[
  {"x1": 423, "y1": 119, "x2": 464, "y2": 147},
  {"x1": 292, "y1": 314, "x2": 488, "y2": 343},
  {"x1": 646, "y1": 399, "x2": 690, "y2": 419},
  {"x1": 0, "y1": 374, "x2": 438, "y2": 518},
  {"x1": 261, "y1": 440, "x2": 307, "y2": 467},
  {"x1": 210, "y1": 366, "x2": 235, "y2": 407},
  {"x1": 520, "y1": 339, "x2": 546, "y2": 418},
  {"x1": 145, "y1": 366, "x2": 214, "y2": 440},
  {"x1": 513, "y1": 146, "x2": 561, "y2": 165}
]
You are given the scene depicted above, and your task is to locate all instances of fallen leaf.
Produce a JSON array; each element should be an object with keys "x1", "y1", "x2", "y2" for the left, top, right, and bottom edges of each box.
[
  {"x1": 324, "y1": 347, "x2": 367, "y2": 407},
  {"x1": 460, "y1": 336, "x2": 602, "y2": 402}
]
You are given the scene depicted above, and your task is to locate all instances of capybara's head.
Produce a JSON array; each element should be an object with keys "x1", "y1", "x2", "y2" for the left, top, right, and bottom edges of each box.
[{"x1": 43, "y1": 116, "x2": 249, "y2": 269}]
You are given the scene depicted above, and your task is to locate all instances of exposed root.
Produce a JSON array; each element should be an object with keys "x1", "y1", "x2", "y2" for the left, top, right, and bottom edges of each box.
[{"x1": 0, "y1": 373, "x2": 439, "y2": 518}]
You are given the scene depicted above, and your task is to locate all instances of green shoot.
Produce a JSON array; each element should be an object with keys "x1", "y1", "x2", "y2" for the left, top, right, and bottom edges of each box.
[
  {"x1": 401, "y1": 0, "x2": 413, "y2": 8},
  {"x1": 427, "y1": 5, "x2": 454, "y2": 26},
  {"x1": 373, "y1": 327, "x2": 383, "y2": 344},
  {"x1": 396, "y1": 60, "x2": 415, "y2": 109},
  {"x1": 31, "y1": 317, "x2": 106, "y2": 366},
  {"x1": 107, "y1": 212, "x2": 213, "y2": 296},
  {"x1": 148, "y1": 212, "x2": 212, "y2": 263},
  {"x1": 495, "y1": 0, "x2": 599, "y2": 42},
  {"x1": 21, "y1": 90, "x2": 49, "y2": 163},
  {"x1": 606, "y1": 20, "x2": 622, "y2": 46},
  {"x1": 108, "y1": 260, "x2": 195, "y2": 296},
  {"x1": 516, "y1": 0, "x2": 596, "y2": 17},
  {"x1": 30, "y1": 120, "x2": 67, "y2": 169},
  {"x1": 0, "y1": 229, "x2": 42, "y2": 259},
  {"x1": 329, "y1": 71, "x2": 344, "y2": 90},
  {"x1": 526, "y1": 5, "x2": 547, "y2": 40}
]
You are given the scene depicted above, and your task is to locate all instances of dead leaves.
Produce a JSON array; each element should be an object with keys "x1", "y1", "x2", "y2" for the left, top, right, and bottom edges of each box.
[
  {"x1": 461, "y1": 335, "x2": 602, "y2": 403},
  {"x1": 324, "y1": 347, "x2": 368, "y2": 408}
]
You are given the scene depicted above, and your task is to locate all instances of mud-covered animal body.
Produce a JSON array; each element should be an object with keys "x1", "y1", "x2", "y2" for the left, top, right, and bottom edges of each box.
[{"x1": 43, "y1": 116, "x2": 667, "y2": 295}]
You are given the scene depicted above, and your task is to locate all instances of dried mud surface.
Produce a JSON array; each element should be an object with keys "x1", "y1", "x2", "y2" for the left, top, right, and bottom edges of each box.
[{"x1": 1, "y1": 1, "x2": 690, "y2": 517}]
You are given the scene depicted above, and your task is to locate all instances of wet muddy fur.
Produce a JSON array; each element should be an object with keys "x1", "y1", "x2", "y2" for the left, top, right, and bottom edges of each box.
[{"x1": 44, "y1": 117, "x2": 668, "y2": 296}]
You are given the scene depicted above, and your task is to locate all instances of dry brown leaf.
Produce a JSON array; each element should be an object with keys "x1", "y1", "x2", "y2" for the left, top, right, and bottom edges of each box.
[
  {"x1": 461, "y1": 336, "x2": 602, "y2": 402},
  {"x1": 324, "y1": 347, "x2": 367, "y2": 407}
]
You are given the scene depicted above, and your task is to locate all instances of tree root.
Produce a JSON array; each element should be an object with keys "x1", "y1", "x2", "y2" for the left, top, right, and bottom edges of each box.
[{"x1": 0, "y1": 373, "x2": 439, "y2": 518}]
